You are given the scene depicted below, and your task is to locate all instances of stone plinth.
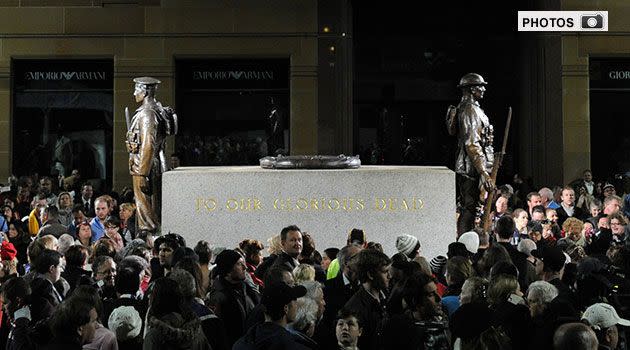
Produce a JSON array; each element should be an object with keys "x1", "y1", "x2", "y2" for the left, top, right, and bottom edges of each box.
[{"x1": 162, "y1": 166, "x2": 456, "y2": 260}]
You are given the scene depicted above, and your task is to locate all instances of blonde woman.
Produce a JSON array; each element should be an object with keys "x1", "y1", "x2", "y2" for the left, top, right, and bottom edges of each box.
[
  {"x1": 293, "y1": 263, "x2": 316, "y2": 284},
  {"x1": 559, "y1": 217, "x2": 585, "y2": 247},
  {"x1": 252, "y1": 233, "x2": 283, "y2": 280}
]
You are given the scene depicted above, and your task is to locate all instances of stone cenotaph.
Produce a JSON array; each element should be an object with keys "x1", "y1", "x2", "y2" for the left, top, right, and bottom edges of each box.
[{"x1": 162, "y1": 164, "x2": 456, "y2": 260}]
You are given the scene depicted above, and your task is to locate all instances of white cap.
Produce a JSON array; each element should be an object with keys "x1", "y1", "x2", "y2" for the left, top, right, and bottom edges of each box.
[
  {"x1": 458, "y1": 231, "x2": 479, "y2": 254},
  {"x1": 108, "y1": 306, "x2": 142, "y2": 340},
  {"x1": 582, "y1": 303, "x2": 630, "y2": 329}
]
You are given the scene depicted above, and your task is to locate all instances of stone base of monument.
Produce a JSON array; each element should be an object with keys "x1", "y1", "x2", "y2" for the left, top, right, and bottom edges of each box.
[{"x1": 162, "y1": 166, "x2": 456, "y2": 261}]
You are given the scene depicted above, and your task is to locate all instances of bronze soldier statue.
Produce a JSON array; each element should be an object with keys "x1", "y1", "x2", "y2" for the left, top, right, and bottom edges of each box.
[
  {"x1": 125, "y1": 77, "x2": 177, "y2": 233},
  {"x1": 450, "y1": 73, "x2": 495, "y2": 235}
]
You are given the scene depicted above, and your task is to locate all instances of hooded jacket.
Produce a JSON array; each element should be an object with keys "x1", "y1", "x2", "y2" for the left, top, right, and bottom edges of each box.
[{"x1": 143, "y1": 312, "x2": 211, "y2": 350}]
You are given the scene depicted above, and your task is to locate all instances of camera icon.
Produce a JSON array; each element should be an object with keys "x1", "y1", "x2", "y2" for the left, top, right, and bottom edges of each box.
[{"x1": 581, "y1": 14, "x2": 603, "y2": 29}]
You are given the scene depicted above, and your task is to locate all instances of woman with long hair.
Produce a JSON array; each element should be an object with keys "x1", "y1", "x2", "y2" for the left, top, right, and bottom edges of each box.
[
  {"x1": 7, "y1": 220, "x2": 32, "y2": 269},
  {"x1": 119, "y1": 202, "x2": 137, "y2": 242},
  {"x1": 56, "y1": 192, "x2": 74, "y2": 227},
  {"x1": 238, "y1": 239, "x2": 264, "y2": 287},
  {"x1": 75, "y1": 221, "x2": 93, "y2": 249},
  {"x1": 144, "y1": 278, "x2": 210, "y2": 350}
]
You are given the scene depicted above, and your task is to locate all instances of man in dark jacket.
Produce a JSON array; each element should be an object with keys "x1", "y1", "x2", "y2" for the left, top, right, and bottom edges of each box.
[
  {"x1": 208, "y1": 249, "x2": 261, "y2": 347},
  {"x1": 342, "y1": 249, "x2": 391, "y2": 350},
  {"x1": 494, "y1": 216, "x2": 529, "y2": 290},
  {"x1": 315, "y1": 245, "x2": 361, "y2": 349},
  {"x1": 272, "y1": 225, "x2": 303, "y2": 271},
  {"x1": 37, "y1": 206, "x2": 68, "y2": 238},
  {"x1": 233, "y1": 282, "x2": 308, "y2": 350}
]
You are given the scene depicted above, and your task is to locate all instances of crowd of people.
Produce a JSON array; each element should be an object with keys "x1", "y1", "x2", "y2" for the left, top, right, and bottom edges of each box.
[{"x1": 0, "y1": 168, "x2": 628, "y2": 350}]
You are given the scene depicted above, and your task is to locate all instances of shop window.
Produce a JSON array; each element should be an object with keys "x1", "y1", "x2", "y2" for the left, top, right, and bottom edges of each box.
[
  {"x1": 12, "y1": 59, "x2": 113, "y2": 190},
  {"x1": 175, "y1": 58, "x2": 289, "y2": 166}
]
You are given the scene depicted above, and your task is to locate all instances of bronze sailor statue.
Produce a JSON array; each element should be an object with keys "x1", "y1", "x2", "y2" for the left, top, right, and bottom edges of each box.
[{"x1": 125, "y1": 77, "x2": 177, "y2": 233}]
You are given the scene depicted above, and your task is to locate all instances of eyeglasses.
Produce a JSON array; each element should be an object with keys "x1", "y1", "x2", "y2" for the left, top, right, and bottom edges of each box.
[{"x1": 97, "y1": 268, "x2": 116, "y2": 276}]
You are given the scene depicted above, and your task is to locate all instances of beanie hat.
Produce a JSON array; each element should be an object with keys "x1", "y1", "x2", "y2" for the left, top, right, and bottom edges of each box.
[
  {"x1": 396, "y1": 234, "x2": 420, "y2": 257},
  {"x1": 429, "y1": 255, "x2": 447, "y2": 274},
  {"x1": 347, "y1": 229, "x2": 366, "y2": 245},
  {"x1": 0, "y1": 241, "x2": 17, "y2": 261},
  {"x1": 517, "y1": 239, "x2": 537, "y2": 257},
  {"x1": 447, "y1": 242, "x2": 469, "y2": 259},
  {"x1": 214, "y1": 249, "x2": 242, "y2": 277},
  {"x1": 108, "y1": 306, "x2": 142, "y2": 341},
  {"x1": 458, "y1": 231, "x2": 480, "y2": 254}
]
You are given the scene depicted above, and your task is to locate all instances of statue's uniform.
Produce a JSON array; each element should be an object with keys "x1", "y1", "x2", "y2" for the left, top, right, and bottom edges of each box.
[
  {"x1": 455, "y1": 95, "x2": 494, "y2": 234},
  {"x1": 126, "y1": 102, "x2": 166, "y2": 232}
]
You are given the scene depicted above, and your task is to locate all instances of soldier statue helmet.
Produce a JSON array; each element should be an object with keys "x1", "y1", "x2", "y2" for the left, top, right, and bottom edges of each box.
[{"x1": 457, "y1": 73, "x2": 488, "y2": 88}]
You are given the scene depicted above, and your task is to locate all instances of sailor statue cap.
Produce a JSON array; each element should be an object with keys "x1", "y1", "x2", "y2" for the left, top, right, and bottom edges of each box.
[{"x1": 133, "y1": 76, "x2": 161, "y2": 86}]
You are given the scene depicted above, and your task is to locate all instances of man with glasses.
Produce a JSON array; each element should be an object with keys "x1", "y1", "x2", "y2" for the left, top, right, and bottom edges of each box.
[
  {"x1": 93, "y1": 255, "x2": 117, "y2": 300},
  {"x1": 609, "y1": 212, "x2": 628, "y2": 246}
]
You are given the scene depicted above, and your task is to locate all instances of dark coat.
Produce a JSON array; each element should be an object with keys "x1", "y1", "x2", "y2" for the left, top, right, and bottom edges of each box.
[
  {"x1": 343, "y1": 287, "x2": 386, "y2": 350},
  {"x1": 323, "y1": 272, "x2": 357, "y2": 322},
  {"x1": 30, "y1": 277, "x2": 63, "y2": 312},
  {"x1": 6, "y1": 316, "x2": 52, "y2": 350},
  {"x1": 37, "y1": 220, "x2": 68, "y2": 239},
  {"x1": 496, "y1": 242, "x2": 530, "y2": 291},
  {"x1": 556, "y1": 205, "x2": 586, "y2": 227},
  {"x1": 272, "y1": 252, "x2": 299, "y2": 271},
  {"x1": 233, "y1": 322, "x2": 310, "y2": 350},
  {"x1": 75, "y1": 196, "x2": 96, "y2": 218},
  {"x1": 254, "y1": 254, "x2": 278, "y2": 280},
  {"x1": 381, "y1": 313, "x2": 450, "y2": 350},
  {"x1": 143, "y1": 313, "x2": 211, "y2": 350},
  {"x1": 191, "y1": 300, "x2": 230, "y2": 350},
  {"x1": 207, "y1": 277, "x2": 260, "y2": 347},
  {"x1": 491, "y1": 298, "x2": 532, "y2": 350},
  {"x1": 61, "y1": 265, "x2": 93, "y2": 296}
]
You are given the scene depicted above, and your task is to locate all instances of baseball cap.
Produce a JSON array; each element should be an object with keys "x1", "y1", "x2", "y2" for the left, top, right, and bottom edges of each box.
[
  {"x1": 262, "y1": 282, "x2": 307, "y2": 309},
  {"x1": 532, "y1": 246, "x2": 565, "y2": 272},
  {"x1": 582, "y1": 303, "x2": 630, "y2": 329}
]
